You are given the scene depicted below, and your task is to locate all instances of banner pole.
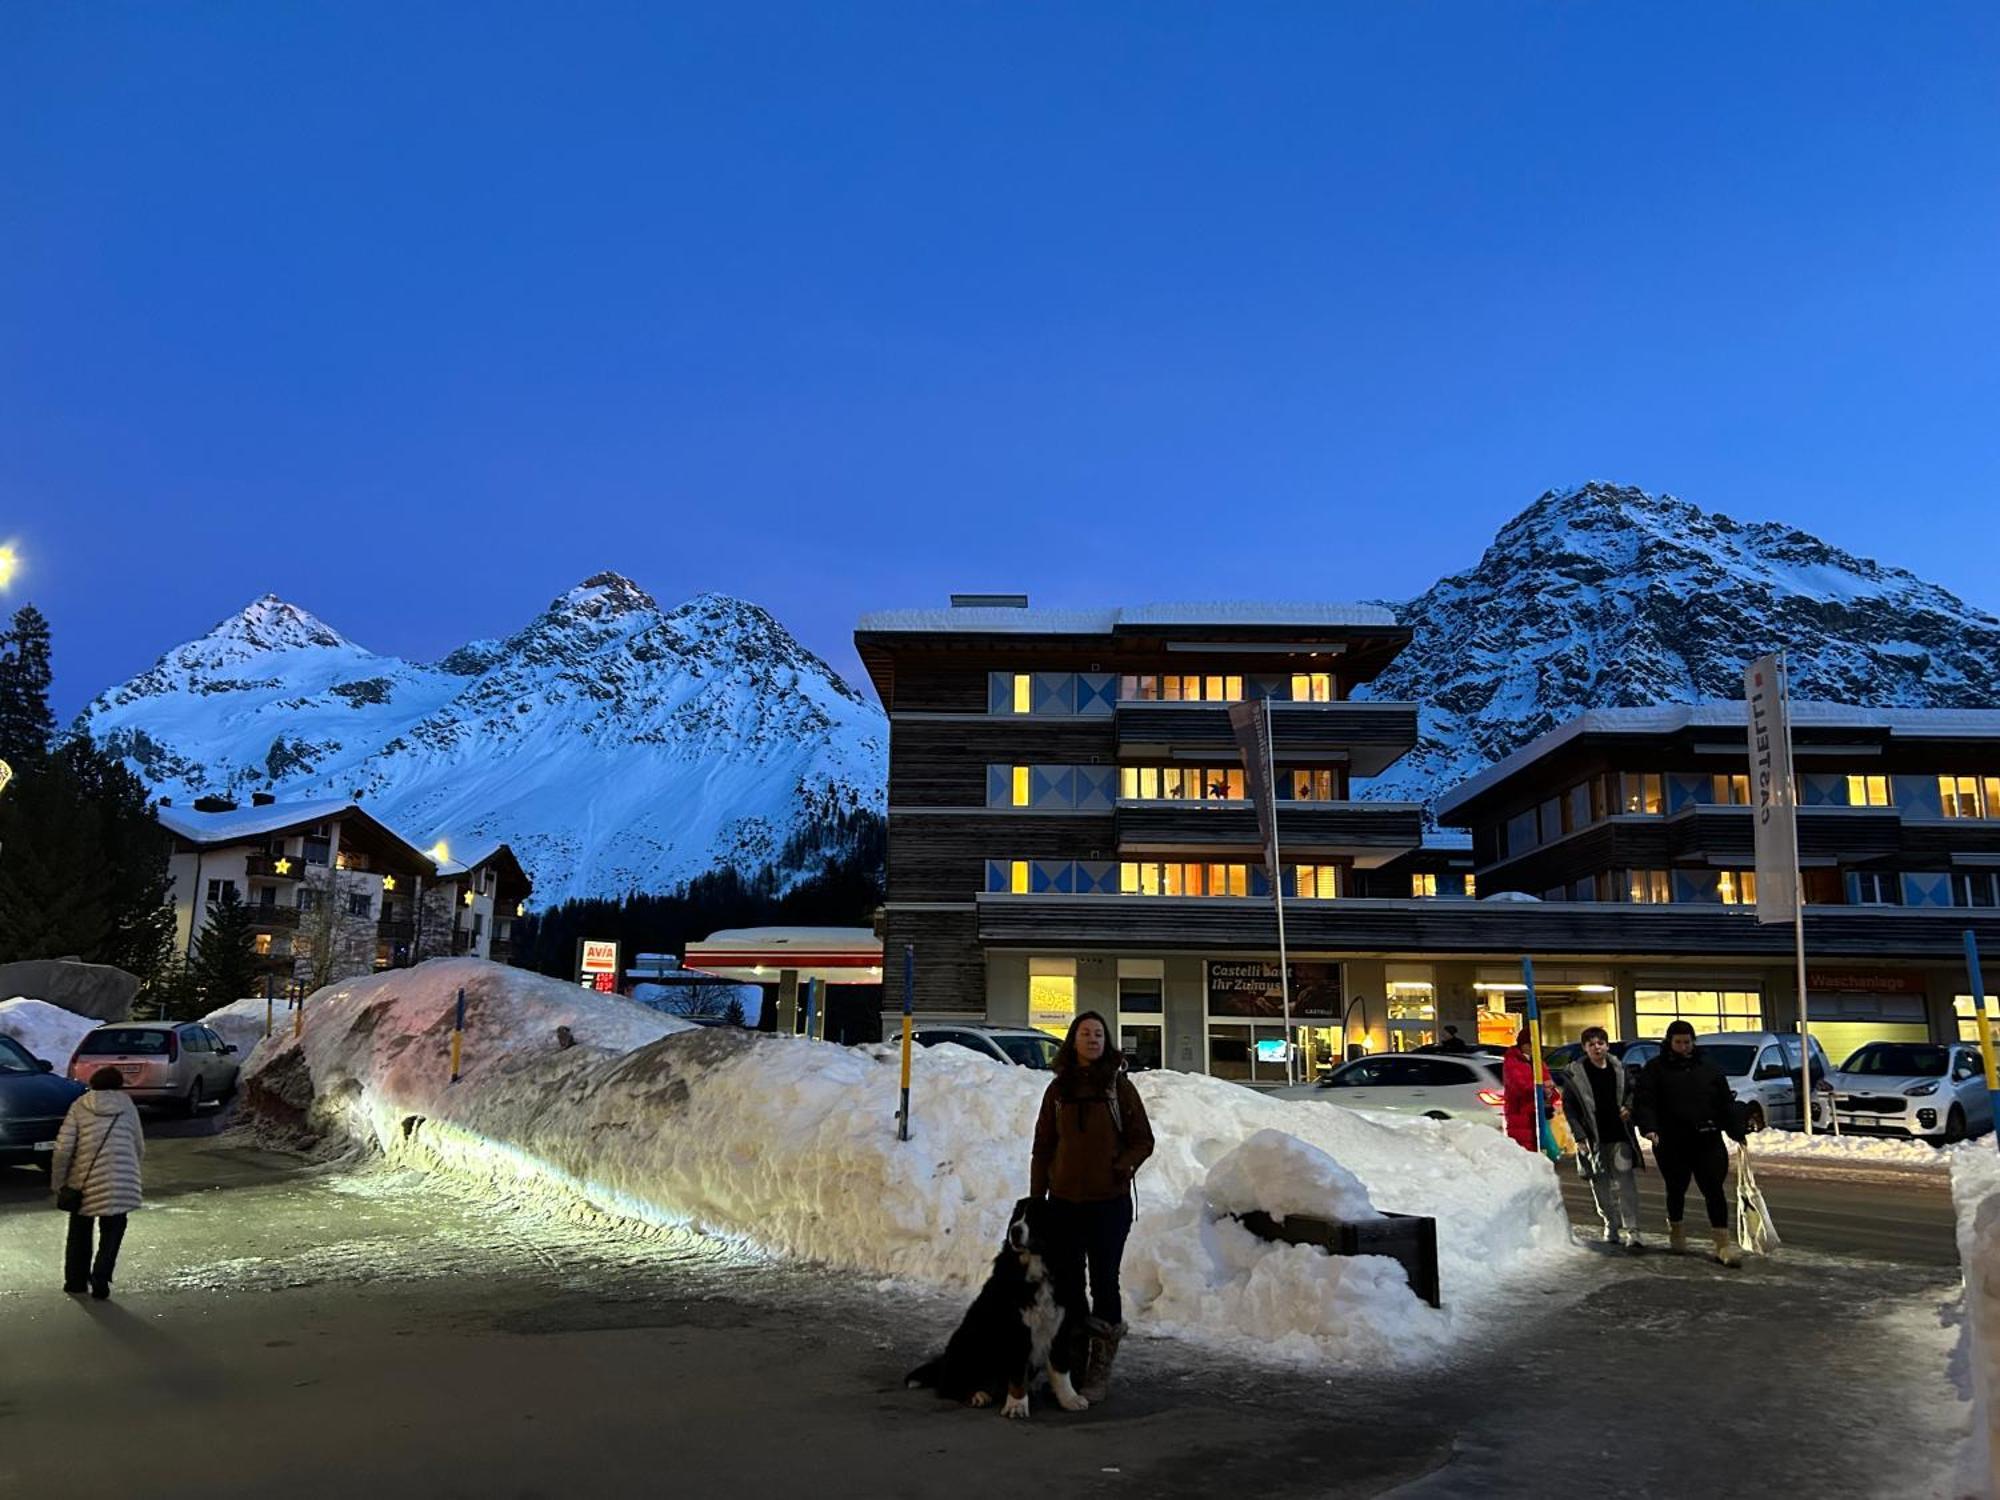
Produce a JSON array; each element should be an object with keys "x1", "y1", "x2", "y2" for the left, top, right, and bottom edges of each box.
[
  {"x1": 1266, "y1": 696, "x2": 1295, "y2": 1086},
  {"x1": 1781, "y1": 652, "x2": 1814, "y2": 1136}
]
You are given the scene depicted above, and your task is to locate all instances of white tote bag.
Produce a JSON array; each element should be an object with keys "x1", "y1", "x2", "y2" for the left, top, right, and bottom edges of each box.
[{"x1": 1735, "y1": 1141, "x2": 1781, "y2": 1255}]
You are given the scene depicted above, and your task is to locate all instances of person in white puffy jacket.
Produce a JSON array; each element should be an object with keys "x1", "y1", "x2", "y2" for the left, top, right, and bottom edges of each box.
[{"x1": 51, "y1": 1067, "x2": 145, "y2": 1299}]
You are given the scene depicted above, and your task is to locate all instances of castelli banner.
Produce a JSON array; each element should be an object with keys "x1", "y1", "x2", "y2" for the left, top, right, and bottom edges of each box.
[
  {"x1": 1744, "y1": 655, "x2": 1800, "y2": 926},
  {"x1": 1228, "y1": 699, "x2": 1279, "y2": 882}
]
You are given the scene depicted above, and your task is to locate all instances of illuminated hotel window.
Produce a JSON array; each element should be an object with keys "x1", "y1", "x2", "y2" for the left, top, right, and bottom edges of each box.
[
  {"x1": 1626, "y1": 869, "x2": 1671, "y2": 904},
  {"x1": 1295, "y1": 865, "x2": 1341, "y2": 899},
  {"x1": 1291, "y1": 769, "x2": 1338, "y2": 801},
  {"x1": 1011, "y1": 674, "x2": 1032, "y2": 714},
  {"x1": 1119, "y1": 861, "x2": 1248, "y2": 896},
  {"x1": 1122, "y1": 674, "x2": 1244, "y2": 703},
  {"x1": 1289, "y1": 672, "x2": 1333, "y2": 703},
  {"x1": 1712, "y1": 774, "x2": 1752, "y2": 806},
  {"x1": 253, "y1": 932, "x2": 273, "y2": 956},
  {"x1": 1716, "y1": 870, "x2": 1758, "y2": 906},
  {"x1": 1010, "y1": 860, "x2": 1030, "y2": 894},
  {"x1": 1118, "y1": 766, "x2": 1245, "y2": 800},
  {"x1": 1011, "y1": 766, "x2": 1030, "y2": 807},
  {"x1": 1846, "y1": 774, "x2": 1891, "y2": 807},
  {"x1": 1465, "y1": 874, "x2": 1477, "y2": 898},
  {"x1": 1621, "y1": 774, "x2": 1665, "y2": 815},
  {"x1": 1411, "y1": 872, "x2": 1438, "y2": 898},
  {"x1": 1940, "y1": 776, "x2": 2000, "y2": 819}
]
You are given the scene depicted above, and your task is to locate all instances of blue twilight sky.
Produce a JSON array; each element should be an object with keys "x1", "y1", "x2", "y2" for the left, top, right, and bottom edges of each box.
[{"x1": 3, "y1": 3, "x2": 1997, "y2": 718}]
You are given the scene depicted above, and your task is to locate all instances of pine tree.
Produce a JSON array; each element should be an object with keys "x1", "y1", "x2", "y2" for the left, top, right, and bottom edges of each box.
[
  {"x1": 0, "y1": 604, "x2": 54, "y2": 766},
  {"x1": 190, "y1": 887, "x2": 259, "y2": 1009},
  {"x1": 722, "y1": 995, "x2": 747, "y2": 1027}
]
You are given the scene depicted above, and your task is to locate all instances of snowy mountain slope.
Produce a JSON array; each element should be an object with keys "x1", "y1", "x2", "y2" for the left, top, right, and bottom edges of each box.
[
  {"x1": 1354, "y1": 482, "x2": 2000, "y2": 808},
  {"x1": 75, "y1": 577, "x2": 887, "y2": 905}
]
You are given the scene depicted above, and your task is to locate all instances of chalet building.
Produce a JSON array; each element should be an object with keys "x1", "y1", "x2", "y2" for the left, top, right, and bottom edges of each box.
[
  {"x1": 857, "y1": 597, "x2": 2000, "y2": 1080},
  {"x1": 425, "y1": 843, "x2": 532, "y2": 963},
  {"x1": 158, "y1": 797, "x2": 533, "y2": 990}
]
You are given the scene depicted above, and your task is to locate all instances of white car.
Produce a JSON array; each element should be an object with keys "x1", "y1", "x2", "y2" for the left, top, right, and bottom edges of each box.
[
  {"x1": 1690, "y1": 1032, "x2": 1834, "y2": 1132},
  {"x1": 911, "y1": 1024, "x2": 1060, "y2": 1069},
  {"x1": 1272, "y1": 1053, "x2": 1506, "y2": 1127},
  {"x1": 1829, "y1": 1041, "x2": 1993, "y2": 1144}
]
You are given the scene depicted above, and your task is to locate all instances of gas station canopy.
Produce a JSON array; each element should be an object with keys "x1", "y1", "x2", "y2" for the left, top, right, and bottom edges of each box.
[{"x1": 682, "y1": 926, "x2": 884, "y2": 987}]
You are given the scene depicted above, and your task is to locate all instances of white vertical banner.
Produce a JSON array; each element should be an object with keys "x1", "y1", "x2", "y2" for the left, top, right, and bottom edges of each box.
[{"x1": 1744, "y1": 653, "x2": 1800, "y2": 926}]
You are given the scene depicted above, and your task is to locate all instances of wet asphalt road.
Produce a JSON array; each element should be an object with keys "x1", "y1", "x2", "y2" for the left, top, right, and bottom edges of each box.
[{"x1": 0, "y1": 1115, "x2": 1972, "y2": 1500}]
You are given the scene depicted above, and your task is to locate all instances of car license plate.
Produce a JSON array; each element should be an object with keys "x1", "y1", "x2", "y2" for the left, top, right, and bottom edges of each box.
[{"x1": 33, "y1": 1140, "x2": 56, "y2": 1152}]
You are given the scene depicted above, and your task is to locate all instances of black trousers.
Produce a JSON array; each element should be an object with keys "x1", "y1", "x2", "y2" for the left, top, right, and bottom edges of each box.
[
  {"x1": 1654, "y1": 1134, "x2": 1731, "y2": 1229},
  {"x1": 1047, "y1": 1193, "x2": 1135, "y2": 1329},
  {"x1": 64, "y1": 1213, "x2": 128, "y2": 1291}
]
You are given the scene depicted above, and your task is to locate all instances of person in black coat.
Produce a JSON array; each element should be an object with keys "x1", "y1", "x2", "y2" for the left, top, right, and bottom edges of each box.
[{"x1": 1631, "y1": 1019, "x2": 1750, "y2": 1266}]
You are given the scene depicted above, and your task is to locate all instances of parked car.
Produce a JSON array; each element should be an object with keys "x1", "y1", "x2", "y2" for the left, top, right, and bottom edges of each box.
[
  {"x1": 1829, "y1": 1041, "x2": 1993, "y2": 1144},
  {"x1": 911, "y1": 1023, "x2": 1060, "y2": 1070},
  {"x1": 1272, "y1": 1052, "x2": 1506, "y2": 1128},
  {"x1": 0, "y1": 1034, "x2": 86, "y2": 1170},
  {"x1": 1544, "y1": 1039, "x2": 1662, "y2": 1078},
  {"x1": 68, "y1": 1022, "x2": 241, "y2": 1115},
  {"x1": 1690, "y1": 1031, "x2": 1834, "y2": 1132}
]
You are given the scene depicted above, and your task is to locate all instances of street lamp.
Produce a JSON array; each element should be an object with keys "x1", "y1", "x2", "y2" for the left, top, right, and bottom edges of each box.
[{"x1": 0, "y1": 545, "x2": 19, "y2": 591}]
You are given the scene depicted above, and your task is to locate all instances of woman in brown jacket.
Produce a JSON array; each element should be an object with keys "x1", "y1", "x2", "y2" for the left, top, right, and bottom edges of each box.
[{"x1": 1030, "y1": 1011, "x2": 1154, "y2": 1401}]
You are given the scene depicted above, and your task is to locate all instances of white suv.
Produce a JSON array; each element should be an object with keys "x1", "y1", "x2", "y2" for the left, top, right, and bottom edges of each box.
[
  {"x1": 1272, "y1": 1053, "x2": 1507, "y2": 1128},
  {"x1": 1829, "y1": 1041, "x2": 1992, "y2": 1143},
  {"x1": 1690, "y1": 1031, "x2": 1834, "y2": 1132},
  {"x1": 911, "y1": 1024, "x2": 1060, "y2": 1070}
]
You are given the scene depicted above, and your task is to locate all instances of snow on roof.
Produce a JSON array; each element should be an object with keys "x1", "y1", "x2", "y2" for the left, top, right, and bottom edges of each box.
[
  {"x1": 856, "y1": 601, "x2": 1399, "y2": 635},
  {"x1": 1421, "y1": 830, "x2": 1474, "y2": 851},
  {"x1": 433, "y1": 840, "x2": 506, "y2": 877},
  {"x1": 156, "y1": 797, "x2": 359, "y2": 846},
  {"x1": 689, "y1": 926, "x2": 881, "y2": 954},
  {"x1": 1436, "y1": 702, "x2": 2000, "y2": 818}
]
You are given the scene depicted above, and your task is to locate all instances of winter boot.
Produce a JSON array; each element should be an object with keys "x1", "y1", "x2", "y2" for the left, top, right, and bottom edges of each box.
[
  {"x1": 1077, "y1": 1317, "x2": 1124, "y2": 1404},
  {"x1": 1666, "y1": 1220, "x2": 1687, "y2": 1254},
  {"x1": 1709, "y1": 1226, "x2": 1743, "y2": 1268}
]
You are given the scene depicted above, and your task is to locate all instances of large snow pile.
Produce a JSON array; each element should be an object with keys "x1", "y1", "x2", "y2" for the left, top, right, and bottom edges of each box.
[
  {"x1": 243, "y1": 959, "x2": 1571, "y2": 1367},
  {"x1": 1953, "y1": 1147, "x2": 2000, "y2": 1497},
  {"x1": 0, "y1": 997, "x2": 99, "y2": 1071},
  {"x1": 200, "y1": 995, "x2": 299, "y2": 1064}
]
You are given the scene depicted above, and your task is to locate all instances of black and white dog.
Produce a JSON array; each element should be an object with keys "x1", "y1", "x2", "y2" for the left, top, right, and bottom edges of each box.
[{"x1": 906, "y1": 1196, "x2": 1090, "y2": 1419}]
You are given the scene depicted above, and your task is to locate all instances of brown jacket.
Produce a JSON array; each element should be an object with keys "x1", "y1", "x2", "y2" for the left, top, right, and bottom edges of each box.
[{"x1": 1030, "y1": 1068, "x2": 1155, "y2": 1203}]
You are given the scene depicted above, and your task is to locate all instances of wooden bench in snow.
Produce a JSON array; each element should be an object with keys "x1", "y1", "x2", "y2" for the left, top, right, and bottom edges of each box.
[{"x1": 1234, "y1": 1210, "x2": 1441, "y2": 1309}]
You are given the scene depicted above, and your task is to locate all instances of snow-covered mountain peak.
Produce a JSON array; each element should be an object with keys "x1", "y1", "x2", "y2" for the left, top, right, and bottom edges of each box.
[
  {"x1": 179, "y1": 593, "x2": 354, "y2": 665},
  {"x1": 549, "y1": 571, "x2": 660, "y2": 622}
]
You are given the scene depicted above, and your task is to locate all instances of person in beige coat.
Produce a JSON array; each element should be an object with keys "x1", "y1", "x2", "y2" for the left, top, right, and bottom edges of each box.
[{"x1": 51, "y1": 1067, "x2": 145, "y2": 1299}]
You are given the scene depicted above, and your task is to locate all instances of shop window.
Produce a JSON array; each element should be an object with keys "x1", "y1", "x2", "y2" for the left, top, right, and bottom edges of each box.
[
  {"x1": 1207, "y1": 1023, "x2": 1290, "y2": 1083},
  {"x1": 1712, "y1": 774, "x2": 1752, "y2": 806},
  {"x1": 1957, "y1": 995, "x2": 2000, "y2": 1044},
  {"x1": 1411, "y1": 873, "x2": 1438, "y2": 898},
  {"x1": 1386, "y1": 980, "x2": 1436, "y2": 1052},
  {"x1": 1635, "y1": 989, "x2": 1763, "y2": 1035},
  {"x1": 1626, "y1": 870, "x2": 1671, "y2": 904},
  {"x1": 1028, "y1": 959, "x2": 1076, "y2": 1039},
  {"x1": 1846, "y1": 775, "x2": 1892, "y2": 807},
  {"x1": 1716, "y1": 870, "x2": 1758, "y2": 906},
  {"x1": 1289, "y1": 672, "x2": 1333, "y2": 703}
]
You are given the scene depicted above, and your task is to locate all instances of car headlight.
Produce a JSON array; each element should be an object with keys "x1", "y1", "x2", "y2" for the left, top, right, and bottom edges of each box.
[{"x1": 1906, "y1": 1080, "x2": 1940, "y2": 1097}]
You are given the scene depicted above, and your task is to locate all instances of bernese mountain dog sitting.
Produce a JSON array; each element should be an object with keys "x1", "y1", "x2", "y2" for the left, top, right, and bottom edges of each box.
[{"x1": 906, "y1": 1196, "x2": 1090, "y2": 1419}]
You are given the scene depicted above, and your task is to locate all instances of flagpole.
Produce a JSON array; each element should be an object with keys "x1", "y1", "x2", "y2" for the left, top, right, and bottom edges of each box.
[
  {"x1": 1266, "y1": 695, "x2": 1295, "y2": 1085},
  {"x1": 1781, "y1": 652, "x2": 1814, "y2": 1136}
]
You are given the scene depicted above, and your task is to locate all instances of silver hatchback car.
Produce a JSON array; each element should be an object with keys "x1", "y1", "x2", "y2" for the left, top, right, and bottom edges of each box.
[{"x1": 68, "y1": 1021, "x2": 241, "y2": 1115}]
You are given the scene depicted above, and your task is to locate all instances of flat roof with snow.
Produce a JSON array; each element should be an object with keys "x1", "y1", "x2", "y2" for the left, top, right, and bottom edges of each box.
[
  {"x1": 855, "y1": 601, "x2": 1400, "y2": 636},
  {"x1": 682, "y1": 926, "x2": 884, "y2": 985},
  {"x1": 1436, "y1": 702, "x2": 2000, "y2": 820}
]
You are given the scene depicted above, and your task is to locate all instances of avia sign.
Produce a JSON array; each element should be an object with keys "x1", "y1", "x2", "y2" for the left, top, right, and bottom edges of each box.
[{"x1": 576, "y1": 938, "x2": 620, "y2": 993}]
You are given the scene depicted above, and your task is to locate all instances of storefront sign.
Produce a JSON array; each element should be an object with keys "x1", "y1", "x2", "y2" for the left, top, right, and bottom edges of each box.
[
  {"x1": 577, "y1": 938, "x2": 620, "y2": 989},
  {"x1": 1805, "y1": 969, "x2": 1927, "y2": 996},
  {"x1": 1207, "y1": 960, "x2": 1342, "y2": 1020}
]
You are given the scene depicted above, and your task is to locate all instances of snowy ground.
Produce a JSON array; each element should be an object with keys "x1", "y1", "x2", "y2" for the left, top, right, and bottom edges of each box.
[
  {"x1": 231, "y1": 959, "x2": 1574, "y2": 1369},
  {"x1": 0, "y1": 1126, "x2": 1968, "y2": 1500},
  {"x1": 1953, "y1": 1147, "x2": 2000, "y2": 1496}
]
